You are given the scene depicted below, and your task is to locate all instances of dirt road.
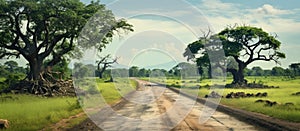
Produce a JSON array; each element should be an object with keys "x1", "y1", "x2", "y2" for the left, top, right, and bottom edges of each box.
[{"x1": 69, "y1": 80, "x2": 267, "y2": 131}]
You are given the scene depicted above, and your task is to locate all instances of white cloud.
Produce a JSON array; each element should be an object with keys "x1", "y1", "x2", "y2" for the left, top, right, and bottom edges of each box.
[
  {"x1": 252, "y1": 4, "x2": 293, "y2": 16},
  {"x1": 193, "y1": 0, "x2": 300, "y2": 69},
  {"x1": 201, "y1": 0, "x2": 237, "y2": 11},
  {"x1": 197, "y1": 1, "x2": 300, "y2": 33},
  {"x1": 104, "y1": 0, "x2": 300, "y2": 69}
]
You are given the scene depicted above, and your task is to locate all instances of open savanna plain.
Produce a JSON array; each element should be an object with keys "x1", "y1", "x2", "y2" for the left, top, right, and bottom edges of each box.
[{"x1": 142, "y1": 76, "x2": 300, "y2": 122}]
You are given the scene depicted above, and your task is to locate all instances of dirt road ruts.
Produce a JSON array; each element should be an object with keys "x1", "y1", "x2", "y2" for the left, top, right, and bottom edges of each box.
[{"x1": 69, "y1": 80, "x2": 268, "y2": 131}]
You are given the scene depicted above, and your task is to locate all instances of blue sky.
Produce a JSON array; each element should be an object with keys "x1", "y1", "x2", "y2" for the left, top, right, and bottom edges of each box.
[
  {"x1": 79, "y1": 0, "x2": 300, "y2": 69},
  {"x1": 2, "y1": 0, "x2": 299, "y2": 70}
]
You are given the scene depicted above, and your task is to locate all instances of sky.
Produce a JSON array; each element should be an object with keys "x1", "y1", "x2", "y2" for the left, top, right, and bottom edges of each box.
[
  {"x1": 78, "y1": 0, "x2": 300, "y2": 70},
  {"x1": 2, "y1": 0, "x2": 300, "y2": 70}
]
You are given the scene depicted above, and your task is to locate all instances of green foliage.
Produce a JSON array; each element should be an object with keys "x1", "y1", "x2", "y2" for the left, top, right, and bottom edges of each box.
[
  {"x1": 49, "y1": 59, "x2": 71, "y2": 80},
  {"x1": 0, "y1": 0, "x2": 133, "y2": 81},
  {"x1": 129, "y1": 66, "x2": 139, "y2": 77},
  {"x1": 271, "y1": 66, "x2": 286, "y2": 76},
  {"x1": 73, "y1": 63, "x2": 94, "y2": 79},
  {"x1": 219, "y1": 26, "x2": 285, "y2": 61},
  {"x1": 0, "y1": 61, "x2": 26, "y2": 90},
  {"x1": 185, "y1": 25, "x2": 286, "y2": 84}
]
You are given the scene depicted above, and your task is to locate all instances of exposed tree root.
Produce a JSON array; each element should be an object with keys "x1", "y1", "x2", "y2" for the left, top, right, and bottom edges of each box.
[{"x1": 2, "y1": 73, "x2": 76, "y2": 97}]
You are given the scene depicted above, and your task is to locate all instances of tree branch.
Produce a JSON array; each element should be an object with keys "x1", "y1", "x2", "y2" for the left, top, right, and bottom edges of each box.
[
  {"x1": 39, "y1": 34, "x2": 68, "y2": 59},
  {"x1": 25, "y1": 13, "x2": 35, "y2": 37},
  {"x1": 14, "y1": 13, "x2": 31, "y2": 46},
  {"x1": 37, "y1": 16, "x2": 54, "y2": 52}
]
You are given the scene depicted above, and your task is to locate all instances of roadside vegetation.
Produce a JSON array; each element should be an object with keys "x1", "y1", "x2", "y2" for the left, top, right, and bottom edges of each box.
[
  {"x1": 143, "y1": 76, "x2": 300, "y2": 122},
  {"x1": 0, "y1": 78, "x2": 137, "y2": 130},
  {"x1": 0, "y1": 95, "x2": 81, "y2": 131}
]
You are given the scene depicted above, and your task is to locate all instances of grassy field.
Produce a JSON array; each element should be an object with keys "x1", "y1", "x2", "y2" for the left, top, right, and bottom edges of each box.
[
  {"x1": 2, "y1": 76, "x2": 298, "y2": 130},
  {"x1": 76, "y1": 78, "x2": 138, "y2": 107},
  {"x1": 142, "y1": 76, "x2": 300, "y2": 122},
  {"x1": 0, "y1": 78, "x2": 137, "y2": 130},
  {"x1": 0, "y1": 95, "x2": 81, "y2": 131},
  {"x1": 96, "y1": 78, "x2": 138, "y2": 105}
]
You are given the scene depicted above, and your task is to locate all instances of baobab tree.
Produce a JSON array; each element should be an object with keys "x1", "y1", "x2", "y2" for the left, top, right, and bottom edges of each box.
[
  {"x1": 0, "y1": 0, "x2": 133, "y2": 94},
  {"x1": 184, "y1": 25, "x2": 285, "y2": 85}
]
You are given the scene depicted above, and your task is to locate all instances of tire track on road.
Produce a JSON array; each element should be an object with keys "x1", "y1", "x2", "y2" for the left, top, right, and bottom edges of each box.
[{"x1": 69, "y1": 79, "x2": 267, "y2": 131}]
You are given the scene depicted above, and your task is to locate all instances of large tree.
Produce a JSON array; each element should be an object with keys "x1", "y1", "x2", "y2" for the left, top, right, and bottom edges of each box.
[
  {"x1": 184, "y1": 33, "x2": 225, "y2": 79},
  {"x1": 184, "y1": 25, "x2": 285, "y2": 85},
  {"x1": 0, "y1": 0, "x2": 133, "y2": 82},
  {"x1": 220, "y1": 26, "x2": 285, "y2": 84}
]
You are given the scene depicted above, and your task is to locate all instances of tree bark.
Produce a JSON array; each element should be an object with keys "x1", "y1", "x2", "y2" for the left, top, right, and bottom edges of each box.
[
  {"x1": 208, "y1": 65, "x2": 212, "y2": 79},
  {"x1": 98, "y1": 71, "x2": 103, "y2": 79},
  {"x1": 233, "y1": 63, "x2": 247, "y2": 85},
  {"x1": 28, "y1": 57, "x2": 43, "y2": 81}
]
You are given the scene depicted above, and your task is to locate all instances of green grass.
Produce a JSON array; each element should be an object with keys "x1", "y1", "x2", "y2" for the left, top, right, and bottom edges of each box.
[
  {"x1": 0, "y1": 78, "x2": 138, "y2": 130},
  {"x1": 77, "y1": 78, "x2": 138, "y2": 107},
  {"x1": 0, "y1": 95, "x2": 82, "y2": 131},
  {"x1": 97, "y1": 78, "x2": 137, "y2": 104},
  {"x1": 220, "y1": 77, "x2": 300, "y2": 122},
  {"x1": 142, "y1": 76, "x2": 300, "y2": 122}
]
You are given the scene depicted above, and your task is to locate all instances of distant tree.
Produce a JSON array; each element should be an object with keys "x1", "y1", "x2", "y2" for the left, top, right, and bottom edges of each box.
[
  {"x1": 284, "y1": 68, "x2": 292, "y2": 77},
  {"x1": 129, "y1": 66, "x2": 139, "y2": 77},
  {"x1": 168, "y1": 69, "x2": 174, "y2": 76},
  {"x1": 0, "y1": 61, "x2": 26, "y2": 90},
  {"x1": 263, "y1": 69, "x2": 272, "y2": 76},
  {"x1": 96, "y1": 55, "x2": 118, "y2": 79},
  {"x1": 0, "y1": 64, "x2": 9, "y2": 77},
  {"x1": 150, "y1": 69, "x2": 166, "y2": 78},
  {"x1": 289, "y1": 63, "x2": 300, "y2": 76},
  {"x1": 4, "y1": 60, "x2": 18, "y2": 72},
  {"x1": 138, "y1": 68, "x2": 149, "y2": 77},
  {"x1": 51, "y1": 59, "x2": 71, "y2": 80},
  {"x1": 172, "y1": 62, "x2": 198, "y2": 78},
  {"x1": 73, "y1": 63, "x2": 84, "y2": 79},
  {"x1": 251, "y1": 66, "x2": 264, "y2": 76},
  {"x1": 111, "y1": 68, "x2": 129, "y2": 78},
  {"x1": 73, "y1": 63, "x2": 93, "y2": 79},
  {"x1": 271, "y1": 67, "x2": 285, "y2": 76},
  {"x1": 183, "y1": 36, "x2": 212, "y2": 78}
]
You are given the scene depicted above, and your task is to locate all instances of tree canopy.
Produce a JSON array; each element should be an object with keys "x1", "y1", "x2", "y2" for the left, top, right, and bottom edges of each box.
[
  {"x1": 0, "y1": 0, "x2": 133, "y2": 95},
  {"x1": 184, "y1": 25, "x2": 285, "y2": 85},
  {"x1": 0, "y1": 0, "x2": 133, "y2": 81}
]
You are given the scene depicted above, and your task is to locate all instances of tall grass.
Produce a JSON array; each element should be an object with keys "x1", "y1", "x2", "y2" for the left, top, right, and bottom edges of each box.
[{"x1": 0, "y1": 95, "x2": 81, "y2": 131}]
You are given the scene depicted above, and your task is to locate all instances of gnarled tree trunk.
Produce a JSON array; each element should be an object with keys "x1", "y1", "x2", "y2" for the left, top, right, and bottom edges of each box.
[
  {"x1": 227, "y1": 62, "x2": 247, "y2": 85},
  {"x1": 28, "y1": 58, "x2": 43, "y2": 81}
]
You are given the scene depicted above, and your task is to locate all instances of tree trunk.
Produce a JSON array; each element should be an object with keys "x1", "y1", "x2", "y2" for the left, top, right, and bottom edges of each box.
[
  {"x1": 28, "y1": 58, "x2": 43, "y2": 81},
  {"x1": 227, "y1": 65, "x2": 247, "y2": 86},
  {"x1": 98, "y1": 71, "x2": 103, "y2": 79},
  {"x1": 208, "y1": 65, "x2": 212, "y2": 79},
  {"x1": 227, "y1": 68, "x2": 238, "y2": 83},
  {"x1": 233, "y1": 63, "x2": 246, "y2": 85},
  {"x1": 98, "y1": 67, "x2": 107, "y2": 79}
]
